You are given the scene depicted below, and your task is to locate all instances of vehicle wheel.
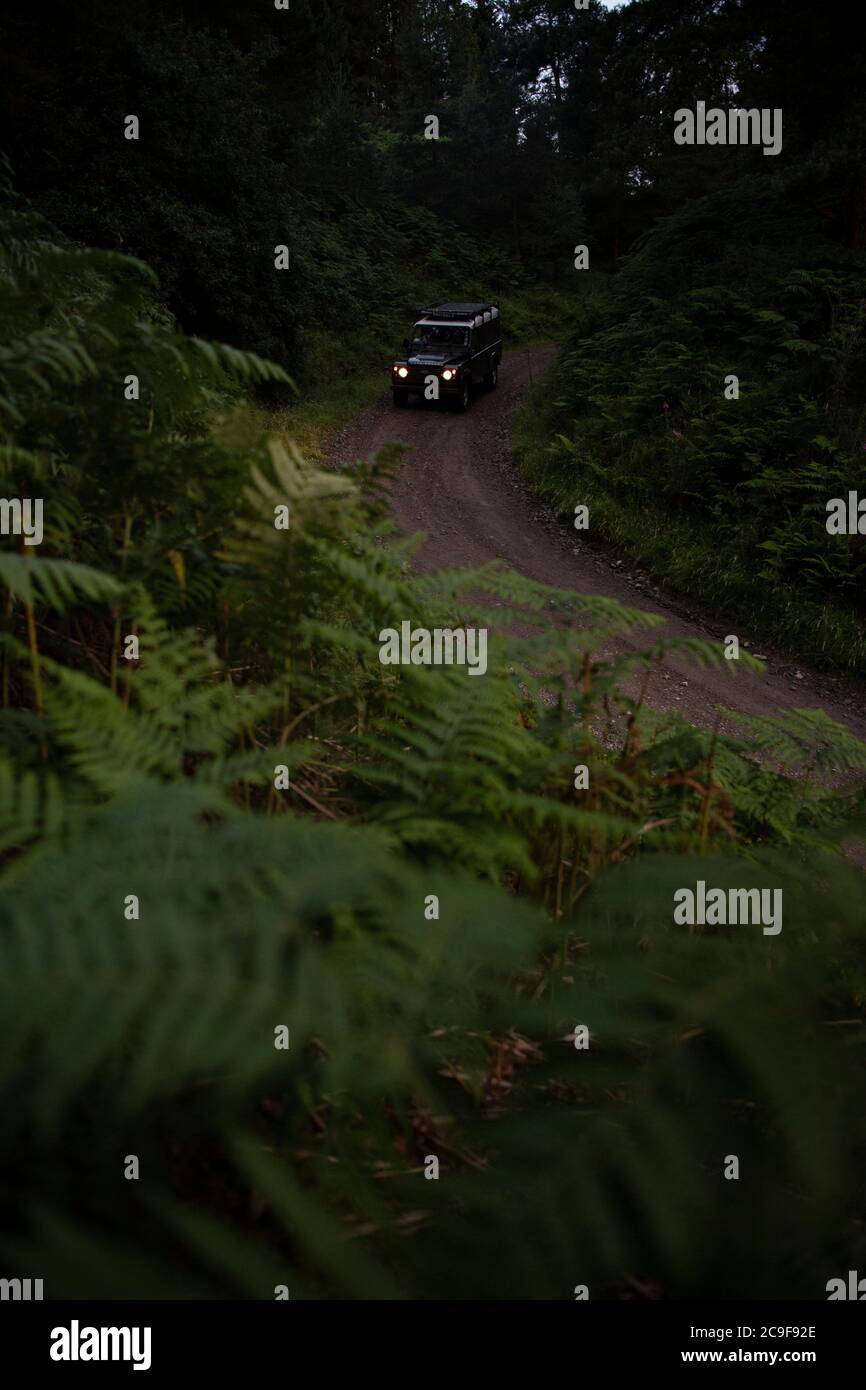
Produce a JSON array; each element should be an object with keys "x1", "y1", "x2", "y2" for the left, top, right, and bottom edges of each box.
[
  {"x1": 455, "y1": 374, "x2": 471, "y2": 412},
  {"x1": 393, "y1": 390, "x2": 408, "y2": 408},
  {"x1": 485, "y1": 358, "x2": 499, "y2": 390}
]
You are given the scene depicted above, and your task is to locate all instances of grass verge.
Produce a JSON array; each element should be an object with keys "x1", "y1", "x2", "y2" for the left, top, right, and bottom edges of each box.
[{"x1": 513, "y1": 375, "x2": 866, "y2": 675}]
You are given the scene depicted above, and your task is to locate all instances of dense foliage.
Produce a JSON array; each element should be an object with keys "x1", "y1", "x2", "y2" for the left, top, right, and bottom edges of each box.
[
  {"x1": 2, "y1": 199, "x2": 866, "y2": 1299},
  {"x1": 517, "y1": 178, "x2": 866, "y2": 668},
  {"x1": 1, "y1": 0, "x2": 865, "y2": 1301},
  {"x1": 5, "y1": 1, "x2": 862, "y2": 665},
  {"x1": 0, "y1": 0, "x2": 582, "y2": 372}
]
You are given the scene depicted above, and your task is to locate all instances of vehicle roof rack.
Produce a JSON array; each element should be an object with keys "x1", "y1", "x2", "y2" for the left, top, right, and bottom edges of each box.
[{"x1": 420, "y1": 301, "x2": 497, "y2": 319}]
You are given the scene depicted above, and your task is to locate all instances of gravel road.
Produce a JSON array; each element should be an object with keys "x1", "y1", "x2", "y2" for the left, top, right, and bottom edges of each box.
[{"x1": 327, "y1": 345, "x2": 866, "y2": 740}]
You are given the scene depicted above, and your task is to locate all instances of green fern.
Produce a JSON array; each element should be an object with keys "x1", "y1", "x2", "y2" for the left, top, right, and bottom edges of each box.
[{"x1": 2, "y1": 202, "x2": 866, "y2": 1301}]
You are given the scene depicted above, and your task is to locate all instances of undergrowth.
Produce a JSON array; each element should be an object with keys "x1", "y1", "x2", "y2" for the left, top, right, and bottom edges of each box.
[{"x1": 2, "y1": 199, "x2": 865, "y2": 1299}]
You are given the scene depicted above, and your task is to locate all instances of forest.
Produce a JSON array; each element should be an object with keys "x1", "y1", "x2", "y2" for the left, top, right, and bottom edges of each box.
[{"x1": 1, "y1": 0, "x2": 865, "y2": 1304}]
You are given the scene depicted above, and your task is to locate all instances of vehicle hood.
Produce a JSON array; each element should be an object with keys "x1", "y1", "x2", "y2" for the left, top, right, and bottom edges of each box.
[{"x1": 406, "y1": 349, "x2": 467, "y2": 368}]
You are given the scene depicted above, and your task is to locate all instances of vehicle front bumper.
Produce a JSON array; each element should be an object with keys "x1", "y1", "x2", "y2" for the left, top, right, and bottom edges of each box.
[{"x1": 392, "y1": 366, "x2": 464, "y2": 395}]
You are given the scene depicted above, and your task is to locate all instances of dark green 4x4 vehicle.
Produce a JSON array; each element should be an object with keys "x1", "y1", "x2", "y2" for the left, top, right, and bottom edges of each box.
[{"x1": 392, "y1": 302, "x2": 502, "y2": 410}]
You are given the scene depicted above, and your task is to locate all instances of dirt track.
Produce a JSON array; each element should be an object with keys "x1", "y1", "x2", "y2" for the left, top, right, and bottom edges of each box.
[{"x1": 327, "y1": 345, "x2": 866, "y2": 740}]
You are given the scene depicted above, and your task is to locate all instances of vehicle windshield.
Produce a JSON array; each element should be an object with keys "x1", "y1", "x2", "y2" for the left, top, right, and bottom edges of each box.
[{"x1": 411, "y1": 324, "x2": 469, "y2": 348}]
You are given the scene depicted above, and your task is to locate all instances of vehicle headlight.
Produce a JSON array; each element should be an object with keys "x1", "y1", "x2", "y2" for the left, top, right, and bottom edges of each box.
[
  {"x1": 396, "y1": 366, "x2": 408, "y2": 378},
  {"x1": 442, "y1": 368, "x2": 455, "y2": 381}
]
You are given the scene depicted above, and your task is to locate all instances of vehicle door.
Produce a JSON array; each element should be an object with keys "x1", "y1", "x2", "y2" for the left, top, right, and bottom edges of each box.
[
  {"x1": 478, "y1": 319, "x2": 493, "y2": 382},
  {"x1": 464, "y1": 326, "x2": 478, "y2": 383},
  {"x1": 467, "y1": 325, "x2": 481, "y2": 383}
]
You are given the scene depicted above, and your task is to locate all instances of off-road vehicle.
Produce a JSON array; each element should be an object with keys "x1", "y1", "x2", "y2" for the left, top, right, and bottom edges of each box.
[{"x1": 392, "y1": 302, "x2": 502, "y2": 410}]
